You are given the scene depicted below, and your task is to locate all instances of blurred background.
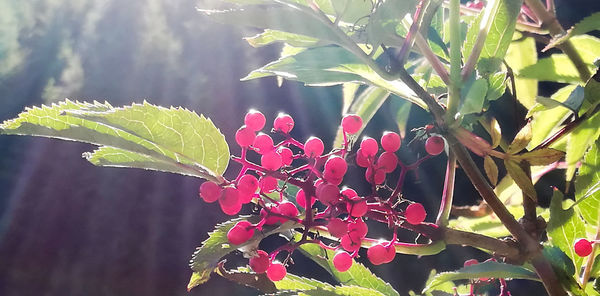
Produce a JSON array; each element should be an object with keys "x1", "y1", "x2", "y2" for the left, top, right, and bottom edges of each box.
[{"x1": 0, "y1": 0, "x2": 598, "y2": 295}]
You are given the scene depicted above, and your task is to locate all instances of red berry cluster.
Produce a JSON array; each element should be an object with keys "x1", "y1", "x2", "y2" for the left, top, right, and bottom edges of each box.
[{"x1": 199, "y1": 110, "x2": 446, "y2": 278}]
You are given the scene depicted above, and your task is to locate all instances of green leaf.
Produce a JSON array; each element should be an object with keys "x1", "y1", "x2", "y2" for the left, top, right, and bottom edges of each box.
[
  {"x1": 390, "y1": 97, "x2": 412, "y2": 139},
  {"x1": 366, "y1": 0, "x2": 416, "y2": 49},
  {"x1": 506, "y1": 35, "x2": 537, "y2": 108},
  {"x1": 460, "y1": 78, "x2": 488, "y2": 115},
  {"x1": 547, "y1": 191, "x2": 586, "y2": 276},
  {"x1": 508, "y1": 121, "x2": 532, "y2": 154},
  {"x1": 423, "y1": 261, "x2": 539, "y2": 292},
  {"x1": 483, "y1": 155, "x2": 498, "y2": 186},
  {"x1": 215, "y1": 265, "x2": 277, "y2": 293},
  {"x1": 518, "y1": 148, "x2": 565, "y2": 166},
  {"x1": 544, "y1": 12, "x2": 600, "y2": 50},
  {"x1": 527, "y1": 85, "x2": 577, "y2": 150},
  {"x1": 575, "y1": 140, "x2": 600, "y2": 225},
  {"x1": 0, "y1": 100, "x2": 229, "y2": 181},
  {"x1": 273, "y1": 286, "x2": 387, "y2": 296},
  {"x1": 485, "y1": 71, "x2": 507, "y2": 102},
  {"x1": 565, "y1": 109, "x2": 600, "y2": 181},
  {"x1": 504, "y1": 159, "x2": 537, "y2": 201},
  {"x1": 342, "y1": 83, "x2": 360, "y2": 115},
  {"x1": 246, "y1": 29, "x2": 320, "y2": 48},
  {"x1": 275, "y1": 272, "x2": 333, "y2": 291},
  {"x1": 543, "y1": 246, "x2": 576, "y2": 277},
  {"x1": 298, "y1": 242, "x2": 400, "y2": 296}
]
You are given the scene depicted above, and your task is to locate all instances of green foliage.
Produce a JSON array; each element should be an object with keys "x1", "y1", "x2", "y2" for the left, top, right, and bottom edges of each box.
[
  {"x1": 527, "y1": 85, "x2": 577, "y2": 150},
  {"x1": 505, "y1": 35, "x2": 537, "y2": 108},
  {"x1": 545, "y1": 12, "x2": 600, "y2": 50},
  {"x1": 0, "y1": 100, "x2": 229, "y2": 182},
  {"x1": 575, "y1": 140, "x2": 600, "y2": 225}
]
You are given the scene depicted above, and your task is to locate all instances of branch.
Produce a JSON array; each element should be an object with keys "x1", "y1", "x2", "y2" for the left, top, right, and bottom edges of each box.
[{"x1": 436, "y1": 151, "x2": 456, "y2": 226}]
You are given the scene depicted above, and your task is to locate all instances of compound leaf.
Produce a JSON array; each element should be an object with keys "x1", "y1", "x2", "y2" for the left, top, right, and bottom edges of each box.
[
  {"x1": 575, "y1": 140, "x2": 600, "y2": 225},
  {"x1": 548, "y1": 191, "x2": 586, "y2": 275}
]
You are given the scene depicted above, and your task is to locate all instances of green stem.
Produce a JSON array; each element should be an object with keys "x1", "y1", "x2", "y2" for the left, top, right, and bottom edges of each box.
[
  {"x1": 436, "y1": 151, "x2": 456, "y2": 226},
  {"x1": 447, "y1": 0, "x2": 462, "y2": 118},
  {"x1": 461, "y1": 0, "x2": 499, "y2": 80}
]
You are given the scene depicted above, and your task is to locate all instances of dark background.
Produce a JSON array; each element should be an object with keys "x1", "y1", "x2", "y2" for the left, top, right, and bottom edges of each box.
[{"x1": 0, "y1": 0, "x2": 598, "y2": 295}]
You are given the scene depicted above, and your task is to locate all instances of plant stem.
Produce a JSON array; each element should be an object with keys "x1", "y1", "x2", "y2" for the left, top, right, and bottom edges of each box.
[
  {"x1": 414, "y1": 33, "x2": 451, "y2": 84},
  {"x1": 530, "y1": 253, "x2": 568, "y2": 296},
  {"x1": 461, "y1": 0, "x2": 499, "y2": 80},
  {"x1": 436, "y1": 151, "x2": 456, "y2": 226},
  {"x1": 447, "y1": 0, "x2": 462, "y2": 117}
]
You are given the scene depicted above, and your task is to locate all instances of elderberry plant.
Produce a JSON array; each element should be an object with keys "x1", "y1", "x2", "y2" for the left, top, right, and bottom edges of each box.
[{"x1": 1, "y1": 0, "x2": 600, "y2": 295}]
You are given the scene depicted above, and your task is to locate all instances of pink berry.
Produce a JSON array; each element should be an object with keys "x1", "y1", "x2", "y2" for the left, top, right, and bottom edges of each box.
[
  {"x1": 249, "y1": 250, "x2": 271, "y2": 273},
  {"x1": 405, "y1": 203, "x2": 427, "y2": 225},
  {"x1": 365, "y1": 167, "x2": 385, "y2": 185},
  {"x1": 425, "y1": 136, "x2": 445, "y2": 156},
  {"x1": 278, "y1": 201, "x2": 299, "y2": 220},
  {"x1": 348, "y1": 219, "x2": 368, "y2": 238},
  {"x1": 355, "y1": 148, "x2": 371, "y2": 167},
  {"x1": 274, "y1": 113, "x2": 294, "y2": 133},
  {"x1": 340, "y1": 188, "x2": 358, "y2": 199},
  {"x1": 261, "y1": 150, "x2": 283, "y2": 171},
  {"x1": 381, "y1": 131, "x2": 401, "y2": 152},
  {"x1": 341, "y1": 114, "x2": 362, "y2": 134},
  {"x1": 253, "y1": 133, "x2": 275, "y2": 155},
  {"x1": 316, "y1": 183, "x2": 340, "y2": 205},
  {"x1": 227, "y1": 221, "x2": 255, "y2": 245},
  {"x1": 261, "y1": 205, "x2": 282, "y2": 225},
  {"x1": 278, "y1": 147, "x2": 293, "y2": 166},
  {"x1": 340, "y1": 233, "x2": 361, "y2": 252},
  {"x1": 266, "y1": 262, "x2": 287, "y2": 281},
  {"x1": 376, "y1": 152, "x2": 398, "y2": 173},
  {"x1": 327, "y1": 218, "x2": 349, "y2": 238},
  {"x1": 237, "y1": 174, "x2": 259, "y2": 195},
  {"x1": 296, "y1": 189, "x2": 315, "y2": 209},
  {"x1": 346, "y1": 197, "x2": 368, "y2": 217},
  {"x1": 304, "y1": 136, "x2": 324, "y2": 158},
  {"x1": 220, "y1": 200, "x2": 242, "y2": 215},
  {"x1": 259, "y1": 176, "x2": 278, "y2": 193},
  {"x1": 219, "y1": 187, "x2": 240, "y2": 208},
  {"x1": 360, "y1": 137, "x2": 378, "y2": 157},
  {"x1": 367, "y1": 243, "x2": 395, "y2": 265},
  {"x1": 235, "y1": 126, "x2": 256, "y2": 147},
  {"x1": 324, "y1": 156, "x2": 348, "y2": 180},
  {"x1": 244, "y1": 110, "x2": 266, "y2": 131},
  {"x1": 199, "y1": 181, "x2": 222, "y2": 203},
  {"x1": 333, "y1": 252, "x2": 353, "y2": 272},
  {"x1": 464, "y1": 259, "x2": 479, "y2": 267},
  {"x1": 574, "y1": 238, "x2": 593, "y2": 257}
]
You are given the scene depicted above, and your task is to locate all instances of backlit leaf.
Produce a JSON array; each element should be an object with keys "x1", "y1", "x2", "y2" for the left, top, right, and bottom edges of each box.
[
  {"x1": 506, "y1": 35, "x2": 537, "y2": 108},
  {"x1": 507, "y1": 121, "x2": 532, "y2": 154},
  {"x1": 575, "y1": 140, "x2": 600, "y2": 225},
  {"x1": 518, "y1": 148, "x2": 565, "y2": 166},
  {"x1": 504, "y1": 159, "x2": 537, "y2": 201},
  {"x1": 484, "y1": 155, "x2": 498, "y2": 186},
  {"x1": 547, "y1": 191, "x2": 586, "y2": 275}
]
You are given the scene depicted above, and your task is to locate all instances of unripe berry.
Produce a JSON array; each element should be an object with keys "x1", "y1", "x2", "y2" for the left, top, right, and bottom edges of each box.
[
  {"x1": 244, "y1": 110, "x2": 266, "y2": 131},
  {"x1": 376, "y1": 152, "x2": 398, "y2": 173},
  {"x1": 327, "y1": 218, "x2": 349, "y2": 238},
  {"x1": 278, "y1": 201, "x2": 299, "y2": 220},
  {"x1": 405, "y1": 203, "x2": 427, "y2": 225},
  {"x1": 304, "y1": 136, "x2": 324, "y2": 158},
  {"x1": 317, "y1": 183, "x2": 340, "y2": 205},
  {"x1": 259, "y1": 176, "x2": 278, "y2": 193},
  {"x1": 261, "y1": 150, "x2": 283, "y2": 171},
  {"x1": 249, "y1": 250, "x2": 271, "y2": 273},
  {"x1": 367, "y1": 243, "x2": 395, "y2": 265},
  {"x1": 360, "y1": 137, "x2": 378, "y2": 157},
  {"x1": 235, "y1": 126, "x2": 256, "y2": 147},
  {"x1": 381, "y1": 131, "x2": 401, "y2": 152},
  {"x1": 341, "y1": 114, "x2": 362, "y2": 134},
  {"x1": 346, "y1": 197, "x2": 368, "y2": 217},
  {"x1": 296, "y1": 189, "x2": 316, "y2": 209},
  {"x1": 274, "y1": 113, "x2": 294, "y2": 133},
  {"x1": 219, "y1": 187, "x2": 240, "y2": 208},
  {"x1": 200, "y1": 181, "x2": 222, "y2": 203},
  {"x1": 333, "y1": 252, "x2": 353, "y2": 272},
  {"x1": 277, "y1": 146, "x2": 293, "y2": 166},
  {"x1": 574, "y1": 238, "x2": 593, "y2": 257},
  {"x1": 227, "y1": 221, "x2": 255, "y2": 245},
  {"x1": 266, "y1": 262, "x2": 287, "y2": 281},
  {"x1": 324, "y1": 156, "x2": 348, "y2": 180},
  {"x1": 253, "y1": 133, "x2": 275, "y2": 155},
  {"x1": 425, "y1": 136, "x2": 445, "y2": 156},
  {"x1": 340, "y1": 233, "x2": 361, "y2": 252},
  {"x1": 348, "y1": 219, "x2": 368, "y2": 238},
  {"x1": 237, "y1": 174, "x2": 259, "y2": 196},
  {"x1": 355, "y1": 148, "x2": 371, "y2": 167}
]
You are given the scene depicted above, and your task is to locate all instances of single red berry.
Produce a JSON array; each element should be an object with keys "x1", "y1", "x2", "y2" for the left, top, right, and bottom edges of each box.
[
  {"x1": 219, "y1": 187, "x2": 240, "y2": 208},
  {"x1": 261, "y1": 150, "x2": 283, "y2": 171},
  {"x1": 376, "y1": 152, "x2": 398, "y2": 173},
  {"x1": 296, "y1": 189, "x2": 316, "y2": 209},
  {"x1": 277, "y1": 146, "x2": 293, "y2": 166},
  {"x1": 317, "y1": 183, "x2": 340, "y2": 205},
  {"x1": 574, "y1": 238, "x2": 594, "y2": 257},
  {"x1": 237, "y1": 174, "x2": 259, "y2": 196},
  {"x1": 464, "y1": 259, "x2": 479, "y2": 267},
  {"x1": 199, "y1": 181, "x2": 222, "y2": 203},
  {"x1": 327, "y1": 218, "x2": 349, "y2": 238},
  {"x1": 367, "y1": 243, "x2": 395, "y2": 265},
  {"x1": 425, "y1": 136, "x2": 445, "y2": 156},
  {"x1": 266, "y1": 262, "x2": 287, "y2": 281},
  {"x1": 324, "y1": 156, "x2": 348, "y2": 178},
  {"x1": 405, "y1": 203, "x2": 427, "y2": 225},
  {"x1": 355, "y1": 148, "x2": 371, "y2": 167},
  {"x1": 259, "y1": 176, "x2": 278, "y2": 193},
  {"x1": 381, "y1": 131, "x2": 401, "y2": 152},
  {"x1": 278, "y1": 201, "x2": 299, "y2": 220},
  {"x1": 341, "y1": 114, "x2": 362, "y2": 134},
  {"x1": 249, "y1": 250, "x2": 271, "y2": 273},
  {"x1": 304, "y1": 136, "x2": 324, "y2": 158},
  {"x1": 365, "y1": 167, "x2": 385, "y2": 185},
  {"x1": 360, "y1": 137, "x2": 378, "y2": 157},
  {"x1": 227, "y1": 221, "x2": 255, "y2": 245},
  {"x1": 235, "y1": 126, "x2": 256, "y2": 147},
  {"x1": 244, "y1": 109, "x2": 266, "y2": 131},
  {"x1": 253, "y1": 133, "x2": 275, "y2": 155},
  {"x1": 261, "y1": 205, "x2": 282, "y2": 225},
  {"x1": 340, "y1": 234, "x2": 361, "y2": 252},
  {"x1": 348, "y1": 219, "x2": 368, "y2": 238},
  {"x1": 220, "y1": 200, "x2": 242, "y2": 215},
  {"x1": 333, "y1": 252, "x2": 353, "y2": 272},
  {"x1": 274, "y1": 113, "x2": 294, "y2": 133},
  {"x1": 346, "y1": 197, "x2": 368, "y2": 217},
  {"x1": 340, "y1": 188, "x2": 358, "y2": 199}
]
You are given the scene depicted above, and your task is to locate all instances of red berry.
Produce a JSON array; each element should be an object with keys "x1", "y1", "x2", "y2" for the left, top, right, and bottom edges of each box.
[
  {"x1": 360, "y1": 137, "x2": 378, "y2": 157},
  {"x1": 304, "y1": 136, "x2": 324, "y2": 158},
  {"x1": 249, "y1": 250, "x2": 271, "y2": 273},
  {"x1": 381, "y1": 131, "x2": 401, "y2": 152},
  {"x1": 405, "y1": 203, "x2": 427, "y2": 225},
  {"x1": 333, "y1": 252, "x2": 353, "y2": 272},
  {"x1": 274, "y1": 113, "x2": 294, "y2": 133},
  {"x1": 261, "y1": 150, "x2": 283, "y2": 171},
  {"x1": 237, "y1": 174, "x2": 259, "y2": 196},
  {"x1": 367, "y1": 243, "x2": 395, "y2": 265},
  {"x1": 341, "y1": 233, "x2": 361, "y2": 252},
  {"x1": 220, "y1": 200, "x2": 242, "y2": 215},
  {"x1": 259, "y1": 176, "x2": 278, "y2": 193},
  {"x1": 341, "y1": 114, "x2": 362, "y2": 134},
  {"x1": 227, "y1": 221, "x2": 255, "y2": 245},
  {"x1": 296, "y1": 189, "x2": 316, "y2": 209},
  {"x1": 278, "y1": 201, "x2": 299, "y2": 220},
  {"x1": 324, "y1": 156, "x2": 348, "y2": 180},
  {"x1": 365, "y1": 167, "x2": 385, "y2": 184},
  {"x1": 317, "y1": 183, "x2": 340, "y2": 205},
  {"x1": 266, "y1": 262, "x2": 287, "y2": 281},
  {"x1": 346, "y1": 197, "x2": 368, "y2": 217},
  {"x1": 464, "y1": 259, "x2": 479, "y2": 267},
  {"x1": 235, "y1": 126, "x2": 256, "y2": 147},
  {"x1": 355, "y1": 148, "x2": 371, "y2": 167},
  {"x1": 376, "y1": 152, "x2": 398, "y2": 173},
  {"x1": 348, "y1": 219, "x2": 368, "y2": 238},
  {"x1": 278, "y1": 146, "x2": 293, "y2": 166},
  {"x1": 253, "y1": 133, "x2": 274, "y2": 155},
  {"x1": 245, "y1": 110, "x2": 266, "y2": 131},
  {"x1": 261, "y1": 205, "x2": 282, "y2": 225},
  {"x1": 425, "y1": 136, "x2": 445, "y2": 156},
  {"x1": 327, "y1": 218, "x2": 349, "y2": 238},
  {"x1": 219, "y1": 187, "x2": 240, "y2": 208},
  {"x1": 200, "y1": 181, "x2": 222, "y2": 203},
  {"x1": 340, "y1": 188, "x2": 358, "y2": 199},
  {"x1": 574, "y1": 238, "x2": 593, "y2": 257}
]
